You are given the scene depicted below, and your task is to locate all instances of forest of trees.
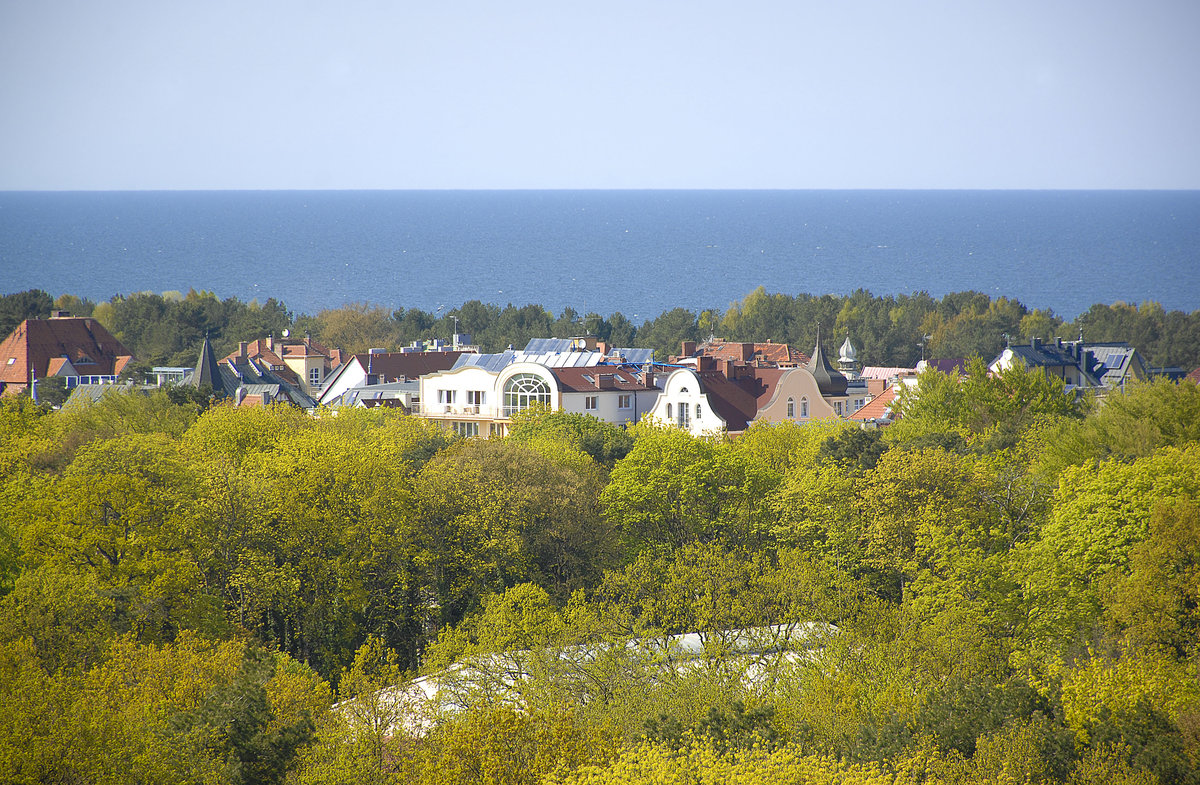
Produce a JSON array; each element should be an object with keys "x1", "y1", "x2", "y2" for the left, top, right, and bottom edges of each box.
[
  {"x1": 4, "y1": 286, "x2": 1200, "y2": 371},
  {"x1": 2, "y1": 359, "x2": 1199, "y2": 783}
]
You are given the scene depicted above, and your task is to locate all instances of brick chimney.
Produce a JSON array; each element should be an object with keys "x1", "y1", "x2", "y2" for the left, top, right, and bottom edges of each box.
[
  {"x1": 681, "y1": 340, "x2": 697, "y2": 356},
  {"x1": 239, "y1": 341, "x2": 248, "y2": 359}
]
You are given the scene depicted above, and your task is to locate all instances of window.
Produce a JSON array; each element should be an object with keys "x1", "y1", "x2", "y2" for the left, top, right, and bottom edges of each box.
[
  {"x1": 466, "y1": 390, "x2": 485, "y2": 406},
  {"x1": 677, "y1": 402, "x2": 690, "y2": 429},
  {"x1": 618, "y1": 394, "x2": 632, "y2": 409},
  {"x1": 309, "y1": 367, "x2": 322, "y2": 387},
  {"x1": 695, "y1": 404, "x2": 701, "y2": 420},
  {"x1": 786, "y1": 397, "x2": 795, "y2": 418},
  {"x1": 5, "y1": 358, "x2": 14, "y2": 365},
  {"x1": 835, "y1": 401, "x2": 843, "y2": 416},
  {"x1": 800, "y1": 397, "x2": 809, "y2": 418},
  {"x1": 666, "y1": 403, "x2": 672, "y2": 420},
  {"x1": 437, "y1": 389, "x2": 457, "y2": 405},
  {"x1": 452, "y1": 421, "x2": 479, "y2": 437},
  {"x1": 504, "y1": 373, "x2": 551, "y2": 415},
  {"x1": 584, "y1": 395, "x2": 598, "y2": 410}
]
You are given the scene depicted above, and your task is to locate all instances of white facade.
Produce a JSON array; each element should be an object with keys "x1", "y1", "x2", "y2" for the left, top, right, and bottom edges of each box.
[
  {"x1": 419, "y1": 365, "x2": 504, "y2": 436},
  {"x1": 418, "y1": 361, "x2": 658, "y2": 437},
  {"x1": 646, "y1": 368, "x2": 726, "y2": 437}
]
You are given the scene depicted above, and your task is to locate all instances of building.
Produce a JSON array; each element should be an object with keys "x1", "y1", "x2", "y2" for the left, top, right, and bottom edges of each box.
[
  {"x1": 220, "y1": 335, "x2": 347, "y2": 399},
  {"x1": 419, "y1": 360, "x2": 659, "y2": 437},
  {"x1": 989, "y1": 337, "x2": 1148, "y2": 392},
  {"x1": 647, "y1": 337, "x2": 871, "y2": 436},
  {"x1": 671, "y1": 338, "x2": 809, "y2": 368},
  {"x1": 0, "y1": 313, "x2": 135, "y2": 397},
  {"x1": 316, "y1": 349, "x2": 464, "y2": 407},
  {"x1": 184, "y1": 335, "x2": 316, "y2": 408}
]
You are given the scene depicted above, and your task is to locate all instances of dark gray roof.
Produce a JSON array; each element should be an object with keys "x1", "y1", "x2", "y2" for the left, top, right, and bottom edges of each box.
[
  {"x1": 191, "y1": 335, "x2": 226, "y2": 393},
  {"x1": 182, "y1": 339, "x2": 316, "y2": 407},
  {"x1": 806, "y1": 340, "x2": 848, "y2": 397},
  {"x1": 330, "y1": 380, "x2": 420, "y2": 408}
]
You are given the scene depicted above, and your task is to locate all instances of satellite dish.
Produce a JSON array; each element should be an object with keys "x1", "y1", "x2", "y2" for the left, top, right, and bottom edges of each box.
[{"x1": 282, "y1": 328, "x2": 291, "y2": 338}]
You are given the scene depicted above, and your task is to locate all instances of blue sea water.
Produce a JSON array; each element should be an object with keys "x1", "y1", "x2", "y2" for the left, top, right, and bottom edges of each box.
[{"x1": 1, "y1": 190, "x2": 1197, "y2": 322}]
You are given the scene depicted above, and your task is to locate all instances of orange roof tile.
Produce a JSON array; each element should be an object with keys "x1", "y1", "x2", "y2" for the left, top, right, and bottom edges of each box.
[
  {"x1": 0, "y1": 317, "x2": 134, "y2": 394},
  {"x1": 847, "y1": 386, "x2": 899, "y2": 421}
]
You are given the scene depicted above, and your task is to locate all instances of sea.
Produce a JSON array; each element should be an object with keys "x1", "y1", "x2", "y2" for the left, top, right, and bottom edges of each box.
[{"x1": 1, "y1": 190, "x2": 1197, "y2": 323}]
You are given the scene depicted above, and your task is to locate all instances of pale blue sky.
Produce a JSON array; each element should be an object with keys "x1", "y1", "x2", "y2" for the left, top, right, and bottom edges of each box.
[{"x1": 2, "y1": 0, "x2": 1198, "y2": 190}]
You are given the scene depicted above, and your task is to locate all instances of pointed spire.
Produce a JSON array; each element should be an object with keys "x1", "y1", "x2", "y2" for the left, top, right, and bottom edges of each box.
[
  {"x1": 192, "y1": 334, "x2": 225, "y2": 394},
  {"x1": 807, "y1": 328, "x2": 848, "y2": 397}
]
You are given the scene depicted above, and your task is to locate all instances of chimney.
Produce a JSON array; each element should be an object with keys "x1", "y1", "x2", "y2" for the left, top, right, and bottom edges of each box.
[
  {"x1": 1030, "y1": 337, "x2": 1041, "y2": 351},
  {"x1": 596, "y1": 373, "x2": 617, "y2": 390},
  {"x1": 266, "y1": 335, "x2": 274, "y2": 351},
  {"x1": 724, "y1": 359, "x2": 735, "y2": 378},
  {"x1": 697, "y1": 356, "x2": 715, "y2": 372},
  {"x1": 681, "y1": 340, "x2": 697, "y2": 356},
  {"x1": 239, "y1": 341, "x2": 248, "y2": 359},
  {"x1": 596, "y1": 341, "x2": 610, "y2": 357}
]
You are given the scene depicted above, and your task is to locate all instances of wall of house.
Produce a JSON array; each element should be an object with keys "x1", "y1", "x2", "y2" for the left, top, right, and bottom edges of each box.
[
  {"x1": 756, "y1": 368, "x2": 837, "y2": 423},
  {"x1": 647, "y1": 368, "x2": 725, "y2": 436},
  {"x1": 560, "y1": 386, "x2": 656, "y2": 426},
  {"x1": 317, "y1": 362, "x2": 368, "y2": 405},
  {"x1": 419, "y1": 365, "x2": 501, "y2": 418}
]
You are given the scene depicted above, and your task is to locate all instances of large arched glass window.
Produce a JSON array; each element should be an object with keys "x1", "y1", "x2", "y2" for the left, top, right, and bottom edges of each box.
[
  {"x1": 800, "y1": 397, "x2": 809, "y2": 418},
  {"x1": 504, "y1": 373, "x2": 551, "y2": 416},
  {"x1": 786, "y1": 397, "x2": 795, "y2": 418}
]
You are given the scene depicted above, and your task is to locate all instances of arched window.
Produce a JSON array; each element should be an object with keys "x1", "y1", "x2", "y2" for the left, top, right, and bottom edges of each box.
[
  {"x1": 695, "y1": 404, "x2": 702, "y2": 421},
  {"x1": 666, "y1": 403, "x2": 672, "y2": 420},
  {"x1": 503, "y1": 373, "x2": 551, "y2": 416},
  {"x1": 800, "y1": 397, "x2": 809, "y2": 418},
  {"x1": 786, "y1": 397, "x2": 795, "y2": 418}
]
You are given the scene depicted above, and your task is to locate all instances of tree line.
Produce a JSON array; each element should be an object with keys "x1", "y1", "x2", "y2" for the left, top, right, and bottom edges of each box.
[
  {"x1": 1, "y1": 362, "x2": 1199, "y2": 782},
  {"x1": 5, "y1": 286, "x2": 1200, "y2": 370}
]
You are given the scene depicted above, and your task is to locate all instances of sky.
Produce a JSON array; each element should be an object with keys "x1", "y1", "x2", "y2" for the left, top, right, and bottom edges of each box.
[{"x1": 2, "y1": 0, "x2": 1198, "y2": 190}]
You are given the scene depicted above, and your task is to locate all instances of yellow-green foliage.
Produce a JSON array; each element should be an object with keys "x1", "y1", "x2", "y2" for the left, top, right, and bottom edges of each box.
[
  {"x1": 1060, "y1": 648, "x2": 1200, "y2": 746},
  {"x1": 549, "y1": 738, "x2": 912, "y2": 785}
]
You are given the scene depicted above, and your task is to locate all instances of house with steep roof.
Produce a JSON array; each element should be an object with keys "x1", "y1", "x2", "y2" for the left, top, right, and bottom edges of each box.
[
  {"x1": 672, "y1": 339, "x2": 809, "y2": 368},
  {"x1": 183, "y1": 335, "x2": 316, "y2": 408},
  {"x1": 316, "y1": 349, "x2": 464, "y2": 407},
  {"x1": 846, "y1": 385, "x2": 900, "y2": 426},
  {"x1": 648, "y1": 337, "x2": 872, "y2": 436},
  {"x1": 220, "y1": 335, "x2": 347, "y2": 399},
  {"x1": 989, "y1": 336, "x2": 1149, "y2": 392},
  {"x1": 0, "y1": 314, "x2": 135, "y2": 397}
]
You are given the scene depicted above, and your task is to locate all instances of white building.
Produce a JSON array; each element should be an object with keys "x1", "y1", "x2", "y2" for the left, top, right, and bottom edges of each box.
[{"x1": 419, "y1": 361, "x2": 659, "y2": 437}]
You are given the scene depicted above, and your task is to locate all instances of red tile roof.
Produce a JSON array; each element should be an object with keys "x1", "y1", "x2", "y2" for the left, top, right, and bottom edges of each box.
[
  {"x1": 550, "y1": 366, "x2": 657, "y2": 393},
  {"x1": 0, "y1": 317, "x2": 134, "y2": 394},
  {"x1": 694, "y1": 370, "x2": 762, "y2": 433},
  {"x1": 351, "y1": 351, "x2": 464, "y2": 381},
  {"x1": 679, "y1": 340, "x2": 809, "y2": 367},
  {"x1": 847, "y1": 386, "x2": 899, "y2": 421}
]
